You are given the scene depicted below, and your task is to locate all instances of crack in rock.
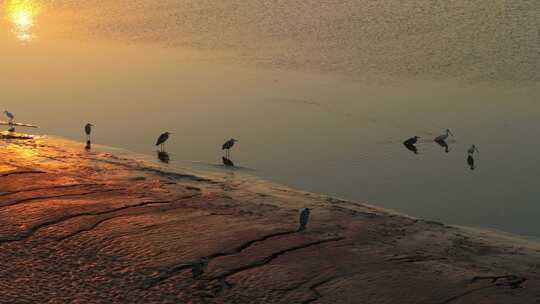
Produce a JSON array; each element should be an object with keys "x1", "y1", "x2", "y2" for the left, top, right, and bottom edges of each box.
[
  {"x1": 301, "y1": 275, "x2": 344, "y2": 304},
  {"x1": 142, "y1": 229, "x2": 300, "y2": 289},
  {"x1": 471, "y1": 275, "x2": 527, "y2": 289},
  {"x1": 0, "y1": 170, "x2": 45, "y2": 177},
  {"x1": 210, "y1": 237, "x2": 345, "y2": 286},
  {"x1": 0, "y1": 194, "x2": 199, "y2": 245},
  {"x1": 0, "y1": 188, "x2": 123, "y2": 209},
  {"x1": 0, "y1": 183, "x2": 105, "y2": 198}
]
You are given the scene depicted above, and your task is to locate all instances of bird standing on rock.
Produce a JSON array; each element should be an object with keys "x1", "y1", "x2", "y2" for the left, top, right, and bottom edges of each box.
[
  {"x1": 156, "y1": 132, "x2": 171, "y2": 152},
  {"x1": 299, "y1": 208, "x2": 311, "y2": 231}
]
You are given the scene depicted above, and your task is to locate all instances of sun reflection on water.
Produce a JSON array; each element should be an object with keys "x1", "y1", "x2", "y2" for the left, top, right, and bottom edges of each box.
[{"x1": 5, "y1": 0, "x2": 41, "y2": 42}]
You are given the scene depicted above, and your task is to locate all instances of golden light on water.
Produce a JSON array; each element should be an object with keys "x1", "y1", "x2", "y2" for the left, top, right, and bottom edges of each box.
[{"x1": 6, "y1": 0, "x2": 41, "y2": 42}]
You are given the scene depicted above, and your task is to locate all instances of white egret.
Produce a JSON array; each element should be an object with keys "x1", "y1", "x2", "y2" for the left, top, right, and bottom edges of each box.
[{"x1": 434, "y1": 129, "x2": 453, "y2": 142}]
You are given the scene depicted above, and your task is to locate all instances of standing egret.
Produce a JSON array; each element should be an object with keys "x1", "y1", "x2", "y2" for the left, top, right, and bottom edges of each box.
[
  {"x1": 298, "y1": 208, "x2": 311, "y2": 231},
  {"x1": 468, "y1": 144, "x2": 479, "y2": 155},
  {"x1": 222, "y1": 138, "x2": 238, "y2": 158},
  {"x1": 4, "y1": 110, "x2": 14, "y2": 122},
  {"x1": 434, "y1": 129, "x2": 453, "y2": 142},
  {"x1": 85, "y1": 123, "x2": 94, "y2": 141},
  {"x1": 156, "y1": 132, "x2": 171, "y2": 152},
  {"x1": 403, "y1": 136, "x2": 419, "y2": 146}
]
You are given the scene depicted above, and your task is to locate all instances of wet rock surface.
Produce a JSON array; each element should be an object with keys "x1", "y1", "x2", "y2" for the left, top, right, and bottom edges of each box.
[{"x1": 0, "y1": 136, "x2": 539, "y2": 303}]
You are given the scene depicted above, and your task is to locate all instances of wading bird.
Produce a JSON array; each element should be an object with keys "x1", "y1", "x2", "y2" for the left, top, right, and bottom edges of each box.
[
  {"x1": 468, "y1": 144, "x2": 479, "y2": 155},
  {"x1": 222, "y1": 138, "x2": 238, "y2": 158},
  {"x1": 403, "y1": 136, "x2": 419, "y2": 146},
  {"x1": 434, "y1": 129, "x2": 453, "y2": 142},
  {"x1": 85, "y1": 123, "x2": 94, "y2": 141},
  {"x1": 156, "y1": 132, "x2": 171, "y2": 152},
  {"x1": 4, "y1": 110, "x2": 14, "y2": 122},
  {"x1": 298, "y1": 208, "x2": 311, "y2": 231}
]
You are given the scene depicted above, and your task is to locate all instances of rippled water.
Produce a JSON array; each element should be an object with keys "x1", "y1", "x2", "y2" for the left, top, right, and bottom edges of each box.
[{"x1": 1, "y1": 0, "x2": 539, "y2": 236}]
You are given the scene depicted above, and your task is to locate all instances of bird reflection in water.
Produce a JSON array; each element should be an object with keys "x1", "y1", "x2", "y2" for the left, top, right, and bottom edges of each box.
[
  {"x1": 85, "y1": 140, "x2": 92, "y2": 150},
  {"x1": 467, "y1": 155, "x2": 475, "y2": 170},
  {"x1": 222, "y1": 156, "x2": 235, "y2": 167},
  {"x1": 157, "y1": 151, "x2": 170, "y2": 164},
  {"x1": 435, "y1": 139, "x2": 450, "y2": 153}
]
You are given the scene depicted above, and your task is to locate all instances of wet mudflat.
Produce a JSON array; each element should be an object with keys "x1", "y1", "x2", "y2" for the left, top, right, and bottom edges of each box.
[{"x1": 0, "y1": 135, "x2": 539, "y2": 303}]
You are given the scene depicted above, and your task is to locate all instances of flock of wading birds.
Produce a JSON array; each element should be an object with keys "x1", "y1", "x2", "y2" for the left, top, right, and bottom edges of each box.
[
  {"x1": 2, "y1": 111, "x2": 309, "y2": 279},
  {"x1": 3, "y1": 111, "x2": 479, "y2": 278},
  {"x1": 403, "y1": 130, "x2": 479, "y2": 170}
]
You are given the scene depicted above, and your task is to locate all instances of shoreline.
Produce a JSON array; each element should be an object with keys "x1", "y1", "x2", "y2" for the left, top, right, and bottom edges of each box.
[{"x1": 0, "y1": 135, "x2": 539, "y2": 303}]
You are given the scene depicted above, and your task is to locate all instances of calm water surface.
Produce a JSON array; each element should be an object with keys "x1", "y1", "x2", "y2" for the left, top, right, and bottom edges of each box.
[{"x1": 1, "y1": 0, "x2": 539, "y2": 236}]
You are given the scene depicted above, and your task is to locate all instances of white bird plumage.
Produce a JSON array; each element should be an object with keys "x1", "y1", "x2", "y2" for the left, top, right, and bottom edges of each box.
[{"x1": 434, "y1": 129, "x2": 453, "y2": 142}]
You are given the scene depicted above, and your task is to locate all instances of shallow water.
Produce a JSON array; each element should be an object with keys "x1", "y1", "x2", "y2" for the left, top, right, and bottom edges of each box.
[{"x1": 1, "y1": 0, "x2": 539, "y2": 236}]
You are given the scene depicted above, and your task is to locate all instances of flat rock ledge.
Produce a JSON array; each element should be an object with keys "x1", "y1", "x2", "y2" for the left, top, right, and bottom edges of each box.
[{"x1": 0, "y1": 136, "x2": 539, "y2": 303}]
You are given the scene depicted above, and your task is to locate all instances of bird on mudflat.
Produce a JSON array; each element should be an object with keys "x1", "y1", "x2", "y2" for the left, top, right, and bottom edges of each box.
[
  {"x1": 222, "y1": 138, "x2": 238, "y2": 158},
  {"x1": 434, "y1": 129, "x2": 453, "y2": 142},
  {"x1": 298, "y1": 208, "x2": 311, "y2": 231},
  {"x1": 468, "y1": 144, "x2": 479, "y2": 155},
  {"x1": 156, "y1": 132, "x2": 172, "y2": 152}
]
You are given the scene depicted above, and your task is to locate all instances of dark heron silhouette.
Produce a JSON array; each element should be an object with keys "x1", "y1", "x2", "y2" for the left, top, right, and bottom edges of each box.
[
  {"x1": 85, "y1": 123, "x2": 93, "y2": 141},
  {"x1": 157, "y1": 151, "x2": 170, "y2": 163},
  {"x1": 4, "y1": 110, "x2": 14, "y2": 123},
  {"x1": 85, "y1": 141, "x2": 91, "y2": 150},
  {"x1": 298, "y1": 208, "x2": 310, "y2": 231},
  {"x1": 222, "y1": 138, "x2": 238, "y2": 158},
  {"x1": 467, "y1": 155, "x2": 475, "y2": 170},
  {"x1": 156, "y1": 132, "x2": 171, "y2": 152},
  {"x1": 403, "y1": 136, "x2": 419, "y2": 146},
  {"x1": 191, "y1": 257, "x2": 209, "y2": 279},
  {"x1": 222, "y1": 157, "x2": 234, "y2": 167},
  {"x1": 435, "y1": 139, "x2": 450, "y2": 153},
  {"x1": 403, "y1": 136, "x2": 419, "y2": 154},
  {"x1": 403, "y1": 142, "x2": 418, "y2": 154}
]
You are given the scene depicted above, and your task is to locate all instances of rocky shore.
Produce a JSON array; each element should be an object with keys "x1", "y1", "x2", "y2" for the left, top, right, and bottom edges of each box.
[{"x1": 0, "y1": 135, "x2": 538, "y2": 303}]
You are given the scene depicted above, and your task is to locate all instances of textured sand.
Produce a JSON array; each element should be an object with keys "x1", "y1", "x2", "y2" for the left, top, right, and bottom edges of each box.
[{"x1": 0, "y1": 135, "x2": 539, "y2": 303}]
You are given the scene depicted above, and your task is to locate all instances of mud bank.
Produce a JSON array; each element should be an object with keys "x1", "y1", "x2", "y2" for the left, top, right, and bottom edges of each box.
[{"x1": 0, "y1": 135, "x2": 539, "y2": 303}]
